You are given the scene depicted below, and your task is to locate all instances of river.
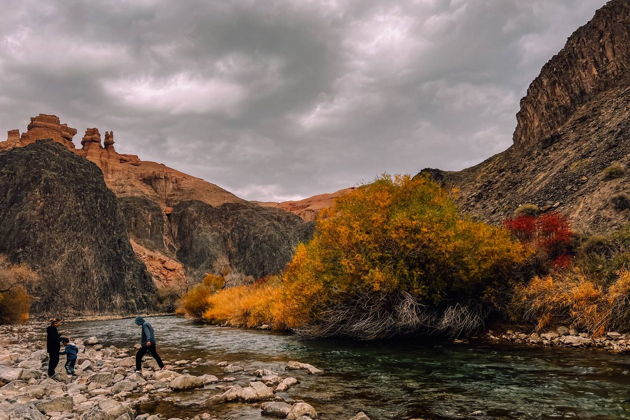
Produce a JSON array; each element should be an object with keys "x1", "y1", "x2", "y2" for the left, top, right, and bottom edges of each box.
[{"x1": 64, "y1": 316, "x2": 630, "y2": 419}]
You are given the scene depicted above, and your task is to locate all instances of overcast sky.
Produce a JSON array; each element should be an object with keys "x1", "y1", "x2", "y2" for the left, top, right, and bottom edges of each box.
[{"x1": 0, "y1": 0, "x2": 606, "y2": 201}]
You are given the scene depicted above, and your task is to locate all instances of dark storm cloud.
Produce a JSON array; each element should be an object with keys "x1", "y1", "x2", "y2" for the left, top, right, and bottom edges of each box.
[{"x1": 0, "y1": 0, "x2": 606, "y2": 201}]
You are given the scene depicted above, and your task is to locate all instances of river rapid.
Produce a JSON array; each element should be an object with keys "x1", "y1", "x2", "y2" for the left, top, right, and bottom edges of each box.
[{"x1": 64, "y1": 316, "x2": 630, "y2": 419}]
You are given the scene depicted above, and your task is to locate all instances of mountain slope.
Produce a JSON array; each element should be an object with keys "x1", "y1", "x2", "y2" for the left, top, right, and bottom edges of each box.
[
  {"x1": 0, "y1": 116, "x2": 313, "y2": 293},
  {"x1": 0, "y1": 141, "x2": 156, "y2": 313},
  {"x1": 417, "y1": 0, "x2": 630, "y2": 234}
]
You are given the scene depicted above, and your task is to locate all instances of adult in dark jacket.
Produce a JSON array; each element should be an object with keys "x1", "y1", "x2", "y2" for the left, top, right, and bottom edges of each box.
[
  {"x1": 134, "y1": 317, "x2": 165, "y2": 372},
  {"x1": 46, "y1": 318, "x2": 64, "y2": 377}
]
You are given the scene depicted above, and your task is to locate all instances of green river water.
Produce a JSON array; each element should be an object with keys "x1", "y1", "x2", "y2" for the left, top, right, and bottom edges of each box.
[{"x1": 65, "y1": 316, "x2": 630, "y2": 419}]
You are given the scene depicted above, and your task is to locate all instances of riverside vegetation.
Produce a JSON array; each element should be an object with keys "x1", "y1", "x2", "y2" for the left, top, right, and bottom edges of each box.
[{"x1": 178, "y1": 175, "x2": 630, "y2": 344}]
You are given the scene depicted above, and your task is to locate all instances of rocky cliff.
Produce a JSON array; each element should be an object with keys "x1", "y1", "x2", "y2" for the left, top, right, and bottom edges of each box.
[
  {"x1": 0, "y1": 115, "x2": 313, "y2": 298},
  {"x1": 417, "y1": 0, "x2": 629, "y2": 234},
  {"x1": 0, "y1": 141, "x2": 156, "y2": 313}
]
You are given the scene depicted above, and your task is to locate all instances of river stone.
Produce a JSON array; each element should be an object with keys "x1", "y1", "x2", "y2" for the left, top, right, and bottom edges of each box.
[
  {"x1": 561, "y1": 336, "x2": 591, "y2": 347},
  {"x1": 25, "y1": 384, "x2": 48, "y2": 398},
  {"x1": 286, "y1": 361, "x2": 323, "y2": 374},
  {"x1": 99, "y1": 398, "x2": 132, "y2": 419},
  {"x1": 88, "y1": 372, "x2": 114, "y2": 385},
  {"x1": 200, "y1": 374, "x2": 218, "y2": 384},
  {"x1": 36, "y1": 396, "x2": 74, "y2": 414},
  {"x1": 541, "y1": 332, "x2": 559, "y2": 340},
  {"x1": 224, "y1": 363, "x2": 243, "y2": 373},
  {"x1": 250, "y1": 381, "x2": 274, "y2": 400},
  {"x1": 261, "y1": 401, "x2": 292, "y2": 417},
  {"x1": 118, "y1": 358, "x2": 135, "y2": 368},
  {"x1": 349, "y1": 413, "x2": 371, "y2": 420},
  {"x1": 85, "y1": 336, "x2": 100, "y2": 345},
  {"x1": 556, "y1": 326, "x2": 569, "y2": 336},
  {"x1": 8, "y1": 403, "x2": 47, "y2": 420},
  {"x1": 155, "y1": 370, "x2": 179, "y2": 380},
  {"x1": 287, "y1": 402, "x2": 318, "y2": 419},
  {"x1": 276, "y1": 377, "x2": 299, "y2": 392},
  {"x1": 0, "y1": 365, "x2": 23, "y2": 382},
  {"x1": 206, "y1": 385, "x2": 244, "y2": 405},
  {"x1": 255, "y1": 369, "x2": 278, "y2": 377},
  {"x1": 170, "y1": 374, "x2": 206, "y2": 391},
  {"x1": 607, "y1": 332, "x2": 622, "y2": 339},
  {"x1": 112, "y1": 380, "x2": 137, "y2": 394}
]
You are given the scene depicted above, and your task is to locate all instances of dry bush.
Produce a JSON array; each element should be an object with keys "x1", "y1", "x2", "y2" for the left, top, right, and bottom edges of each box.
[
  {"x1": 177, "y1": 273, "x2": 225, "y2": 318},
  {"x1": 602, "y1": 164, "x2": 625, "y2": 180},
  {"x1": 203, "y1": 278, "x2": 282, "y2": 328},
  {"x1": 0, "y1": 256, "x2": 38, "y2": 323},
  {"x1": 512, "y1": 269, "x2": 630, "y2": 335}
]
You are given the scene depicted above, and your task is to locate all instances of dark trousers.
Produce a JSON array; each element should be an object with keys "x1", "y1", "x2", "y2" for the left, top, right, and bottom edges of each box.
[
  {"x1": 48, "y1": 352, "x2": 59, "y2": 376},
  {"x1": 65, "y1": 358, "x2": 77, "y2": 375},
  {"x1": 135, "y1": 343, "x2": 164, "y2": 371}
]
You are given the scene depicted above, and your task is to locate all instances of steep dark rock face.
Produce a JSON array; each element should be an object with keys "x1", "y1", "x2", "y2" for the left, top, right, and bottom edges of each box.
[
  {"x1": 418, "y1": 0, "x2": 630, "y2": 234},
  {"x1": 118, "y1": 196, "x2": 171, "y2": 254},
  {"x1": 513, "y1": 0, "x2": 630, "y2": 149},
  {"x1": 170, "y1": 201, "x2": 314, "y2": 282},
  {"x1": 0, "y1": 141, "x2": 156, "y2": 313}
]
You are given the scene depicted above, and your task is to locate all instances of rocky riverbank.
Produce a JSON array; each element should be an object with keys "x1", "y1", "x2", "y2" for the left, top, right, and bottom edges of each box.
[
  {"x1": 484, "y1": 326, "x2": 630, "y2": 352},
  {"x1": 0, "y1": 322, "x2": 373, "y2": 420}
]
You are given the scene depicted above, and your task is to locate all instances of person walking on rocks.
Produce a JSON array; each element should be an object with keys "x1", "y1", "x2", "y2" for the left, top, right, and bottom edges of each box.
[
  {"x1": 46, "y1": 318, "x2": 64, "y2": 377},
  {"x1": 134, "y1": 316, "x2": 165, "y2": 372},
  {"x1": 59, "y1": 337, "x2": 79, "y2": 376}
]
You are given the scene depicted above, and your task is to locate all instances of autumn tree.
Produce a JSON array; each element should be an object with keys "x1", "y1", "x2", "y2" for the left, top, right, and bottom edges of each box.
[{"x1": 0, "y1": 256, "x2": 38, "y2": 323}]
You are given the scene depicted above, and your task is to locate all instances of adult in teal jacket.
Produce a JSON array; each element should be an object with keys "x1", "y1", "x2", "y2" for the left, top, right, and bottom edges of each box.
[{"x1": 134, "y1": 317, "x2": 165, "y2": 372}]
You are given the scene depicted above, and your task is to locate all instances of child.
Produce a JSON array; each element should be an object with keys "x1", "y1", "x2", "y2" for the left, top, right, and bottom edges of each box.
[{"x1": 59, "y1": 338, "x2": 79, "y2": 376}]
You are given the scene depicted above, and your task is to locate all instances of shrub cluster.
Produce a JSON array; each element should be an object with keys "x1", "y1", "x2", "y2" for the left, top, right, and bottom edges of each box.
[
  {"x1": 180, "y1": 175, "x2": 528, "y2": 339},
  {"x1": 511, "y1": 269, "x2": 630, "y2": 335},
  {"x1": 0, "y1": 256, "x2": 37, "y2": 324}
]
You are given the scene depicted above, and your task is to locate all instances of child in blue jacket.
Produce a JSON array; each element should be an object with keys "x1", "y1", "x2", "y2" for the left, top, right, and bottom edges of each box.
[{"x1": 59, "y1": 337, "x2": 79, "y2": 376}]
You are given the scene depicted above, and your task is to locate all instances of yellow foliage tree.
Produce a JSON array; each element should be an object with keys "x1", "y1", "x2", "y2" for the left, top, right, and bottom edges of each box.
[
  {"x1": 182, "y1": 175, "x2": 528, "y2": 338},
  {"x1": 272, "y1": 175, "x2": 528, "y2": 333},
  {"x1": 0, "y1": 256, "x2": 37, "y2": 324}
]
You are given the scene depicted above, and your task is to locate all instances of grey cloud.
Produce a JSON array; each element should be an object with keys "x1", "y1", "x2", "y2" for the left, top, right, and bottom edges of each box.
[{"x1": 0, "y1": 0, "x2": 606, "y2": 201}]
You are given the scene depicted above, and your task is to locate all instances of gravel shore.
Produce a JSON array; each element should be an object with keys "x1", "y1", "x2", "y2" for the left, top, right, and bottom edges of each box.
[{"x1": 0, "y1": 322, "x2": 372, "y2": 420}]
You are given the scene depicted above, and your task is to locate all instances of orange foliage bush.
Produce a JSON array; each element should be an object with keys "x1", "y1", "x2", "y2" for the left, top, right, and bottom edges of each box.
[
  {"x1": 184, "y1": 175, "x2": 528, "y2": 338},
  {"x1": 0, "y1": 256, "x2": 37, "y2": 324},
  {"x1": 177, "y1": 273, "x2": 225, "y2": 318},
  {"x1": 512, "y1": 269, "x2": 630, "y2": 335}
]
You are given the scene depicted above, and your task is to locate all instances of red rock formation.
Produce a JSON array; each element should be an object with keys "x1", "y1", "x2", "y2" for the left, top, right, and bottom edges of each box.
[
  {"x1": 0, "y1": 114, "x2": 77, "y2": 151},
  {"x1": 104, "y1": 131, "x2": 115, "y2": 151}
]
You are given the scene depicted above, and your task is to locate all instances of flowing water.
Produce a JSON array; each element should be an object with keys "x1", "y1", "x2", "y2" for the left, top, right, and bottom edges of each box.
[{"x1": 65, "y1": 316, "x2": 630, "y2": 419}]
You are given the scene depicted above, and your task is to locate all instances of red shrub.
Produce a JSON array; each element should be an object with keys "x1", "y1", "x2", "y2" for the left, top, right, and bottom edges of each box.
[{"x1": 504, "y1": 212, "x2": 573, "y2": 267}]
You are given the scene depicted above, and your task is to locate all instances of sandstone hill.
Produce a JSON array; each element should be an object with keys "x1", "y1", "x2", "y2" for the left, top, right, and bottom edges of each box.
[
  {"x1": 257, "y1": 188, "x2": 356, "y2": 221},
  {"x1": 0, "y1": 141, "x2": 156, "y2": 313},
  {"x1": 0, "y1": 116, "x2": 312, "y2": 306},
  {"x1": 414, "y1": 0, "x2": 629, "y2": 234}
]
